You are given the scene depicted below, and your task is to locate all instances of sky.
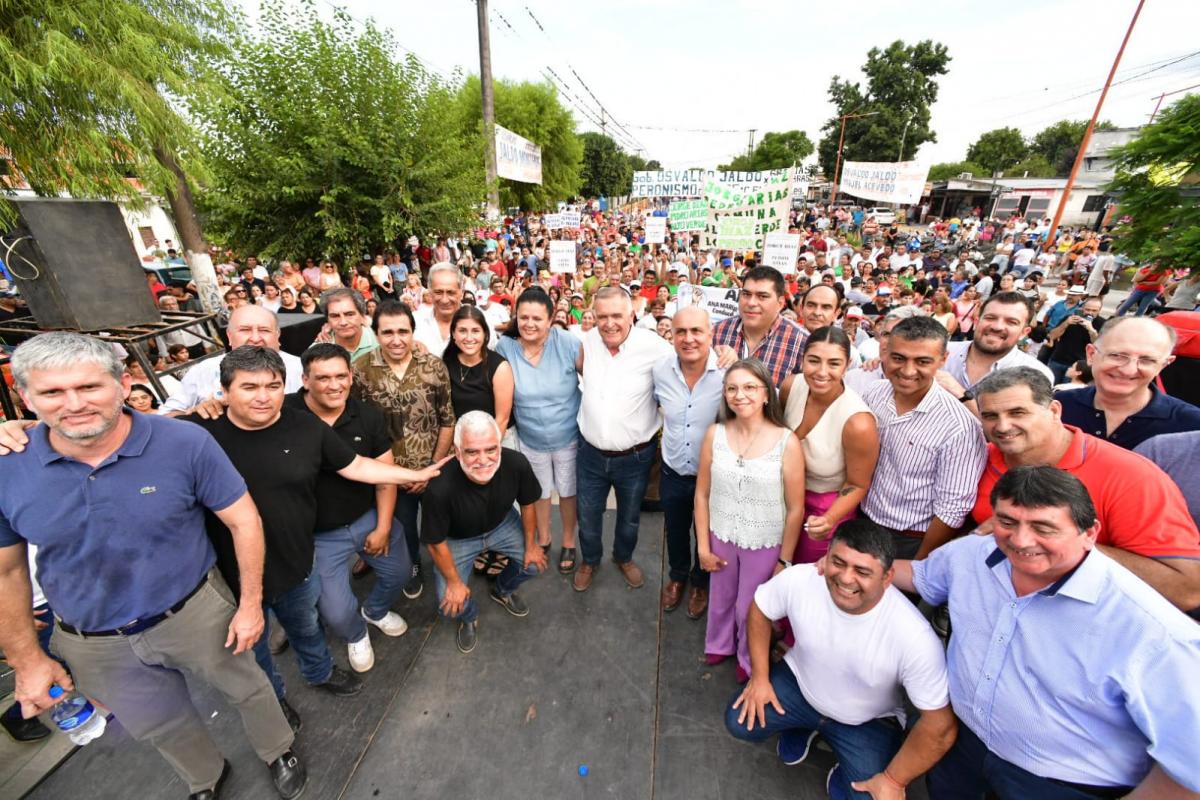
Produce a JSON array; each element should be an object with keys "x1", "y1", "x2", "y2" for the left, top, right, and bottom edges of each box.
[{"x1": 246, "y1": 0, "x2": 1200, "y2": 172}]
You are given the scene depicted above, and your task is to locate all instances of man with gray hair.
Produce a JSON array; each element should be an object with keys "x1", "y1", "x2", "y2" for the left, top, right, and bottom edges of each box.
[
  {"x1": 414, "y1": 262, "x2": 466, "y2": 357},
  {"x1": 0, "y1": 332, "x2": 306, "y2": 799},
  {"x1": 319, "y1": 287, "x2": 378, "y2": 361},
  {"x1": 420, "y1": 411, "x2": 546, "y2": 653}
]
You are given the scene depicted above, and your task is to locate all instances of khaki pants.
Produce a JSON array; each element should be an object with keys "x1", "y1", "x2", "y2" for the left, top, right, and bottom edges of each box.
[{"x1": 52, "y1": 569, "x2": 294, "y2": 793}]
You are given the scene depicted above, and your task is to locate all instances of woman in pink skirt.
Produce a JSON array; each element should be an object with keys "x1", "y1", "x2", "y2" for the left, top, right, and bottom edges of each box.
[
  {"x1": 694, "y1": 359, "x2": 805, "y2": 683},
  {"x1": 780, "y1": 326, "x2": 879, "y2": 563}
]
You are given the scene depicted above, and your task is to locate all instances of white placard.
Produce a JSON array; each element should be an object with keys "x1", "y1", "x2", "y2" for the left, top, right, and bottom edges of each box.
[
  {"x1": 674, "y1": 284, "x2": 741, "y2": 320},
  {"x1": 561, "y1": 211, "x2": 581, "y2": 229},
  {"x1": 838, "y1": 160, "x2": 929, "y2": 205},
  {"x1": 716, "y1": 217, "x2": 756, "y2": 250},
  {"x1": 631, "y1": 168, "x2": 794, "y2": 198},
  {"x1": 549, "y1": 240, "x2": 576, "y2": 274},
  {"x1": 644, "y1": 216, "x2": 667, "y2": 244},
  {"x1": 763, "y1": 233, "x2": 801, "y2": 274},
  {"x1": 495, "y1": 124, "x2": 543, "y2": 184}
]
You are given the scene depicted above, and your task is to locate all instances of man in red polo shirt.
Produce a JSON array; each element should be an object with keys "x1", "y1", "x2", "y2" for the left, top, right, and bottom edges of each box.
[{"x1": 971, "y1": 366, "x2": 1200, "y2": 613}]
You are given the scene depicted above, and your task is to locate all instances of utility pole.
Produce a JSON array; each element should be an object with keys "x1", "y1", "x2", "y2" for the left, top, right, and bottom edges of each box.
[
  {"x1": 747, "y1": 129, "x2": 757, "y2": 160},
  {"x1": 830, "y1": 111, "x2": 878, "y2": 206},
  {"x1": 1046, "y1": 0, "x2": 1144, "y2": 244},
  {"x1": 1149, "y1": 83, "x2": 1200, "y2": 123},
  {"x1": 897, "y1": 112, "x2": 914, "y2": 162},
  {"x1": 476, "y1": 0, "x2": 500, "y2": 218}
]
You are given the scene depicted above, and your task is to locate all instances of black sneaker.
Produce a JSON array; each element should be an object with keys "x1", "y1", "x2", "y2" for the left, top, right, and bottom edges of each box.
[
  {"x1": 279, "y1": 698, "x2": 302, "y2": 734},
  {"x1": 1, "y1": 705, "x2": 52, "y2": 742},
  {"x1": 402, "y1": 563, "x2": 423, "y2": 600},
  {"x1": 489, "y1": 586, "x2": 529, "y2": 617},
  {"x1": 456, "y1": 620, "x2": 478, "y2": 654},
  {"x1": 314, "y1": 666, "x2": 362, "y2": 697},
  {"x1": 267, "y1": 750, "x2": 307, "y2": 800}
]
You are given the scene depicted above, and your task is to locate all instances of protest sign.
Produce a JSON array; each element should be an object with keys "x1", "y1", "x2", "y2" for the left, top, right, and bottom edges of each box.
[
  {"x1": 838, "y1": 160, "x2": 929, "y2": 205},
  {"x1": 763, "y1": 232, "x2": 801, "y2": 273},
  {"x1": 674, "y1": 284, "x2": 741, "y2": 320},
  {"x1": 561, "y1": 211, "x2": 581, "y2": 229},
  {"x1": 716, "y1": 217, "x2": 756, "y2": 250},
  {"x1": 669, "y1": 199, "x2": 708, "y2": 232},
  {"x1": 701, "y1": 170, "x2": 794, "y2": 251},
  {"x1": 631, "y1": 168, "x2": 794, "y2": 198},
  {"x1": 543, "y1": 213, "x2": 562, "y2": 230},
  {"x1": 549, "y1": 240, "x2": 577, "y2": 274},
  {"x1": 495, "y1": 124, "x2": 543, "y2": 184},
  {"x1": 644, "y1": 216, "x2": 667, "y2": 244}
]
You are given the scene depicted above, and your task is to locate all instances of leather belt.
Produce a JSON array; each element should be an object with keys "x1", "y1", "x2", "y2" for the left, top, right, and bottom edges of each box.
[
  {"x1": 588, "y1": 438, "x2": 655, "y2": 459},
  {"x1": 57, "y1": 575, "x2": 209, "y2": 638}
]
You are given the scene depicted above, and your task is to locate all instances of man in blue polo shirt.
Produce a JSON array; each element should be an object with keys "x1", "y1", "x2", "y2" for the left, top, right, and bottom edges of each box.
[
  {"x1": 890, "y1": 466, "x2": 1200, "y2": 798},
  {"x1": 1055, "y1": 316, "x2": 1200, "y2": 450},
  {"x1": 0, "y1": 332, "x2": 306, "y2": 800}
]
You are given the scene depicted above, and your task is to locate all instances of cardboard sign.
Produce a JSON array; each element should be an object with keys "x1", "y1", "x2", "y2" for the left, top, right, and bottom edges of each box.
[
  {"x1": 495, "y1": 124, "x2": 543, "y2": 184},
  {"x1": 715, "y1": 217, "x2": 756, "y2": 250},
  {"x1": 763, "y1": 232, "x2": 801, "y2": 274},
  {"x1": 644, "y1": 216, "x2": 667, "y2": 244},
  {"x1": 675, "y1": 284, "x2": 741, "y2": 320},
  {"x1": 669, "y1": 199, "x2": 708, "y2": 232},
  {"x1": 549, "y1": 240, "x2": 577, "y2": 273}
]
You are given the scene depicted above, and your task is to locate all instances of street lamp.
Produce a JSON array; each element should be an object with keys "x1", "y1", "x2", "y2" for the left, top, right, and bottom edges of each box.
[
  {"x1": 897, "y1": 111, "x2": 915, "y2": 162},
  {"x1": 830, "y1": 110, "x2": 879, "y2": 205}
]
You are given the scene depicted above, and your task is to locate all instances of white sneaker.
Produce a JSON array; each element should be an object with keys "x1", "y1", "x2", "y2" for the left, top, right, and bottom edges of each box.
[
  {"x1": 347, "y1": 633, "x2": 375, "y2": 673},
  {"x1": 362, "y1": 608, "x2": 409, "y2": 637}
]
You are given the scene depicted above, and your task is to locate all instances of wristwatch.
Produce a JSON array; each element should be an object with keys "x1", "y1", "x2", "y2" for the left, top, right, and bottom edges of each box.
[
  {"x1": 778, "y1": 558, "x2": 793, "y2": 568},
  {"x1": 959, "y1": 389, "x2": 975, "y2": 403}
]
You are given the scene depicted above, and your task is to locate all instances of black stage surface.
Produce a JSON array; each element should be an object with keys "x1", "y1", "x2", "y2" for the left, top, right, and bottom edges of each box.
[{"x1": 26, "y1": 511, "x2": 929, "y2": 800}]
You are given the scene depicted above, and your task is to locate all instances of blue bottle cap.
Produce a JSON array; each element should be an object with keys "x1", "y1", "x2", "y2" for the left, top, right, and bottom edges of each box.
[
  {"x1": 578, "y1": 765, "x2": 589, "y2": 776},
  {"x1": 48, "y1": 685, "x2": 64, "y2": 700}
]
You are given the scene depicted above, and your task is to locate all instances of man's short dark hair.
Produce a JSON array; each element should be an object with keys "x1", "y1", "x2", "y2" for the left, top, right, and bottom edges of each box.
[
  {"x1": 831, "y1": 519, "x2": 896, "y2": 571},
  {"x1": 974, "y1": 366, "x2": 1054, "y2": 406},
  {"x1": 979, "y1": 290, "x2": 1035, "y2": 326},
  {"x1": 301, "y1": 342, "x2": 352, "y2": 375},
  {"x1": 372, "y1": 299, "x2": 415, "y2": 333},
  {"x1": 990, "y1": 465, "x2": 1097, "y2": 532},
  {"x1": 219, "y1": 346, "x2": 285, "y2": 388},
  {"x1": 740, "y1": 266, "x2": 786, "y2": 298},
  {"x1": 889, "y1": 315, "x2": 949, "y2": 353}
]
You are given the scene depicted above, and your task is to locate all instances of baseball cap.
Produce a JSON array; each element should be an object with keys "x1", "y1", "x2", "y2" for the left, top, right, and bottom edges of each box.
[
  {"x1": 845, "y1": 306, "x2": 864, "y2": 319},
  {"x1": 1067, "y1": 286, "x2": 1087, "y2": 296},
  {"x1": 721, "y1": 257, "x2": 733, "y2": 267},
  {"x1": 876, "y1": 286, "x2": 893, "y2": 296}
]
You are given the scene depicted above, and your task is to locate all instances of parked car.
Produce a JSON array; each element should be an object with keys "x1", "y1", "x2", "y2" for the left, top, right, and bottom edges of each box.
[{"x1": 865, "y1": 207, "x2": 896, "y2": 225}]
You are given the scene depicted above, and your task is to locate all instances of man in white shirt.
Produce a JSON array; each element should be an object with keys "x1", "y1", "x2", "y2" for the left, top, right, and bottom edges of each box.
[
  {"x1": 573, "y1": 287, "x2": 673, "y2": 593},
  {"x1": 726, "y1": 520, "x2": 956, "y2": 799},
  {"x1": 413, "y1": 263, "x2": 464, "y2": 358}
]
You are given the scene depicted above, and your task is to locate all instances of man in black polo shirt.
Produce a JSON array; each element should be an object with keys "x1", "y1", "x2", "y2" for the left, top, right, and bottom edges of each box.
[
  {"x1": 422, "y1": 411, "x2": 546, "y2": 654},
  {"x1": 285, "y1": 344, "x2": 411, "y2": 675},
  {"x1": 189, "y1": 347, "x2": 447, "y2": 722}
]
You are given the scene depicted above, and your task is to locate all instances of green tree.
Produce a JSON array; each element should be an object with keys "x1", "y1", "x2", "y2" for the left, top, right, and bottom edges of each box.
[
  {"x1": 579, "y1": 132, "x2": 631, "y2": 198},
  {"x1": 928, "y1": 161, "x2": 988, "y2": 181},
  {"x1": 720, "y1": 130, "x2": 814, "y2": 171},
  {"x1": 1006, "y1": 154, "x2": 1056, "y2": 178},
  {"x1": 817, "y1": 40, "x2": 951, "y2": 178},
  {"x1": 1108, "y1": 95, "x2": 1200, "y2": 268},
  {"x1": 966, "y1": 127, "x2": 1028, "y2": 174},
  {"x1": 199, "y1": 1, "x2": 481, "y2": 263},
  {"x1": 454, "y1": 77, "x2": 582, "y2": 210},
  {"x1": 1030, "y1": 119, "x2": 1117, "y2": 176}
]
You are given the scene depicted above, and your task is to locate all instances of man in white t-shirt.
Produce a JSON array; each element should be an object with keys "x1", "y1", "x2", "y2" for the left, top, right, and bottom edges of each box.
[{"x1": 725, "y1": 520, "x2": 956, "y2": 799}]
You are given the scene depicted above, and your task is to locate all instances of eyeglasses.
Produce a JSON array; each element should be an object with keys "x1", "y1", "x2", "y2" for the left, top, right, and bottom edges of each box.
[
  {"x1": 724, "y1": 383, "x2": 766, "y2": 397},
  {"x1": 1095, "y1": 350, "x2": 1165, "y2": 371}
]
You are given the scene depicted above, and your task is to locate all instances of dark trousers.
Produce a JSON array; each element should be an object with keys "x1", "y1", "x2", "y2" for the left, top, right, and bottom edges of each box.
[
  {"x1": 660, "y1": 464, "x2": 708, "y2": 588},
  {"x1": 394, "y1": 490, "x2": 423, "y2": 567}
]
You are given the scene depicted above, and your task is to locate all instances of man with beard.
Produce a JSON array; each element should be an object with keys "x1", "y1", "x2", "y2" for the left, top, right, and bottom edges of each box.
[
  {"x1": 420, "y1": 411, "x2": 546, "y2": 653},
  {"x1": 937, "y1": 292, "x2": 1053, "y2": 412}
]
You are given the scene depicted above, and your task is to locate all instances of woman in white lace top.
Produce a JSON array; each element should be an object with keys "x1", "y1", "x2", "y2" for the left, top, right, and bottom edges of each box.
[{"x1": 694, "y1": 359, "x2": 805, "y2": 683}]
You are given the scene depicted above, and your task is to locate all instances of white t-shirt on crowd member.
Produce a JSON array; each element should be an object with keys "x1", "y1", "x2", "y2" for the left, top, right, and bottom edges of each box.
[{"x1": 754, "y1": 564, "x2": 949, "y2": 726}]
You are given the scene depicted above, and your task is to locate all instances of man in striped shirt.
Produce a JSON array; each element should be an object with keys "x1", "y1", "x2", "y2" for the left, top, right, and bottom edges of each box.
[
  {"x1": 861, "y1": 316, "x2": 988, "y2": 559},
  {"x1": 711, "y1": 266, "x2": 809, "y2": 388}
]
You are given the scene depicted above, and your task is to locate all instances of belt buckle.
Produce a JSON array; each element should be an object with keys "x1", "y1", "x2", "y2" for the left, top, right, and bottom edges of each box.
[{"x1": 114, "y1": 619, "x2": 143, "y2": 636}]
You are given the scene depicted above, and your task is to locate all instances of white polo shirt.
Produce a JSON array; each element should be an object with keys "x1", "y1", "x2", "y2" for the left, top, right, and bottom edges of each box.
[{"x1": 578, "y1": 327, "x2": 673, "y2": 451}]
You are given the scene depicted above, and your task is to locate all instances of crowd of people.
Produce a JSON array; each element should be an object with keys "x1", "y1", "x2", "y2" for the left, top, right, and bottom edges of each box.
[{"x1": 0, "y1": 200, "x2": 1198, "y2": 800}]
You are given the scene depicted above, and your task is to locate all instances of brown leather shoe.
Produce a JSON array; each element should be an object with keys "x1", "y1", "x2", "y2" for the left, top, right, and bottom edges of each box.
[
  {"x1": 615, "y1": 559, "x2": 645, "y2": 589},
  {"x1": 573, "y1": 563, "x2": 596, "y2": 592},
  {"x1": 686, "y1": 587, "x2": 708, "y2": 619},
  {"x1": 660, "y1": 580, "x2": 684, "y2": 611}
]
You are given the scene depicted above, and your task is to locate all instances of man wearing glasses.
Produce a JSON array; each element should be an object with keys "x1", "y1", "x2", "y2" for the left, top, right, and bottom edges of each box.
[{"x1": 1055, "y1": 316, "x2": 1200, "y2": 450}]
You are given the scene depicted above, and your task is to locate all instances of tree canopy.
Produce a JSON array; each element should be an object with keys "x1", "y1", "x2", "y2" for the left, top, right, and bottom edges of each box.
[
  {"x1": 817, "y1": 40, "x2": 950, "y2": 178},
  {"x1": 927, "y1": 161, "x2": 988, "y2": 182},
  {"x1": 198, "y1": 0, "x2": 481, "y2": 263},
  {"x1": 1030, "y1": 119, "x2": 1116, "y2": 176},
  {"x1": 966, "y1": 127, "x2": 1028, "y2": 175},
  {"x1": 0, "y1": 0, "x2": 235, "y2": 227},
  {"x1": 453, "y1": 77, "x2": 581, "y2": 210},
  {"x1": 579, "y1": 132, "x2": 642, "y2": 198},
  {"x1": 719, "y1": 130, "x2": 813, "y2": 171},
  {"x1": 1107, "y1": 95, "x2": 1200, "y2": 269}
]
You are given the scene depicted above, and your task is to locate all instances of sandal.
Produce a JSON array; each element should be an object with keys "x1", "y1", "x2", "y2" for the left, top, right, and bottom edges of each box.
[
  {"x1": 558, "y1": 547, "x2": 577, "y2": 575},
  {"x1": 485, "y1": 552, "x2": 510, "y2": 579}
]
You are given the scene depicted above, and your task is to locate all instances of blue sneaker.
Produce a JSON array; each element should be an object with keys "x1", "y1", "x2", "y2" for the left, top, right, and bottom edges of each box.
[
  {"x1": 826, "y1": 763, "x2": 848, "y2": 800},
  {"x1": 777, "y1": 729, "x2": 819, "y2": 765}
]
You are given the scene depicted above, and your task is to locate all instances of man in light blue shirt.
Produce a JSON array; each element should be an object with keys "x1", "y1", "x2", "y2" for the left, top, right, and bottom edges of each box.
[
  {"x1": 652, "y1": 306, "x2": 724, "y2": 618},
  {"x1": 892, "y1": 465, "x2": 1200, "y2": 798}
]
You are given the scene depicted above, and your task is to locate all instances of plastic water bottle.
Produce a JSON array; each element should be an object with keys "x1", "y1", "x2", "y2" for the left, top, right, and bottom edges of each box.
[{"x1": 48, "y1": 685, "x2": 107, "y2": 745}]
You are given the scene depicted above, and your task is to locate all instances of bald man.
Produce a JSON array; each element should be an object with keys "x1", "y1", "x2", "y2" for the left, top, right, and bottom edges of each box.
[
  {"x1": 1055, "y1": 316, "x2": 1200, "y2": 450},
  {"x1": 160, "y1": 305, "x2": 305, "y2": 415},
  {"x1": 799, "y1": 284, "x2": 841, "y2": 334}
]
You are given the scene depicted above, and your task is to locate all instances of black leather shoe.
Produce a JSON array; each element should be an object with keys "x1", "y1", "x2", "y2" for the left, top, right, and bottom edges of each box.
[
  {"x1": 279, "y1": 698, "x2": 302, "y2": 734},
  {"x1": 314, "y1": 666, "x2": 362, "y2": 697},
  {"x1": 187, "y1": 759, "x2": 230, "y2": 800},
  {"x1": 268, "y1": 750, "x2": 307, "y2": 800},
  {"x1": 1, "y1": 706, "x2": 52, "y2": 742}
]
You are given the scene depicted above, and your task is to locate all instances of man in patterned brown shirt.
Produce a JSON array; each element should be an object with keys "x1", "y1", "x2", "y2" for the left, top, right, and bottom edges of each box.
[{"x1": 353, "y1": 300, "x2": 455, "y2": 599}]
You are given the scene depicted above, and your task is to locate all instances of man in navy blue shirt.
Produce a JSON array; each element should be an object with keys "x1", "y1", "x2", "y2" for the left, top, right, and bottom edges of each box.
[
  {"x1": 0, "y1": 333, "x2": 306, "y2": 800},
  {"x1": 1056, "y1": 316, "x2": 1200, "y2": 450}
]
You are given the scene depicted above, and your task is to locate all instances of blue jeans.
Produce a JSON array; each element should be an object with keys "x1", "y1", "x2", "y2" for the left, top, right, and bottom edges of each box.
[
  {"x1": 928, "y1": 722, "x2": 1132, "y2": 799},
  {"x1": 253, "y1": 572, "x2": 332, "y2": 698},
  {"x1": 1116, "y1": 288, "x2": 1159, "y2": 317},
  {"x1": 394, "y1": 491, "x2": 423, "y2": 566},
  {"x1": 576, "y1": 438, "x2": 656, "y2": 566},
  {"x1": 660, "y1": 464, "x2": 708, "y2": 588},
  {"x1": 314, "y1": 508, "x2": 411, "y2": 643},
  {"x1": 430, "y1": 507, "x2": 541, "y2": 624},
  {"x1": 724, "y1": 660, "x2": 904, "y2": 800}
]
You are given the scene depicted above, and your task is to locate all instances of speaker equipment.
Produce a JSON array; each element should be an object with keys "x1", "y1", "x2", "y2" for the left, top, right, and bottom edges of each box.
[
  {"x1": 275, "y1": 312, "x2": 324, "y2": 355},
  {"x1": 4, "y1": 198, "x2": 162, "y2": 331}
]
